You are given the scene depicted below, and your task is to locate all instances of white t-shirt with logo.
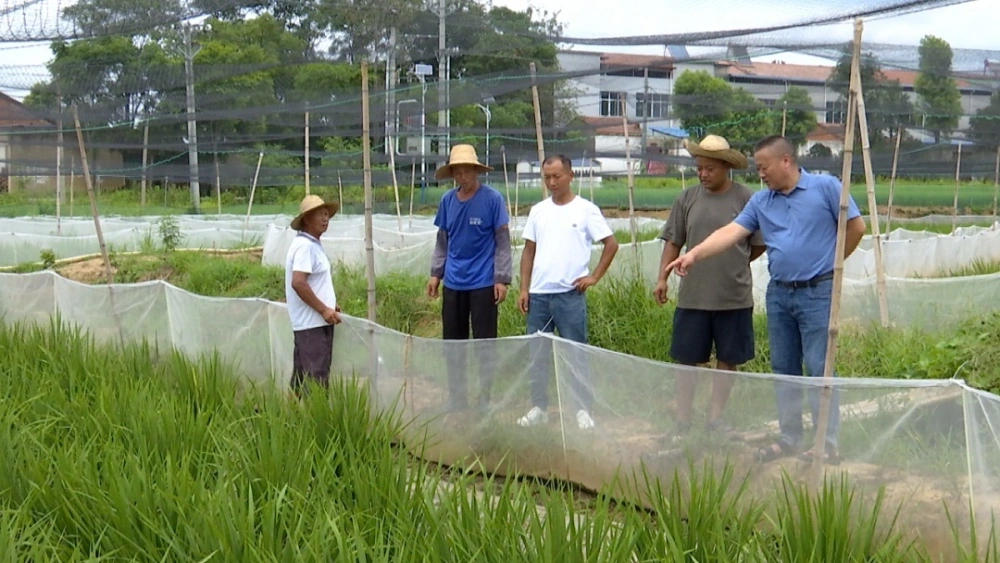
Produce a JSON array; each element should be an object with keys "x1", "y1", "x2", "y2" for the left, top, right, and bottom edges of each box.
[
  {"x1": 522, "y1": 196, "x2": 614, "y2": 294},
  {"x1": 285, "y1": 233, "x2": 337, "y2": 331}
]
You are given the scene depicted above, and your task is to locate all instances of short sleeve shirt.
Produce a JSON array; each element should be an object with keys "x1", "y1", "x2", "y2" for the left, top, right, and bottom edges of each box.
[
  {"x1": 659, "y1": 182, "x2": 763, "y2": 310},
  {"x1": 734, "y1": 169, "x2": 861, "y2": 282},
  {"x1": 433, "y1": 185, "x2": 510, "y2": 291},
  {"x1": 285, "y1": 232, "x2": 337, "y2": 331},
  {"x1": 522, "y1": 195, "x2": 614, "y2": 294}
]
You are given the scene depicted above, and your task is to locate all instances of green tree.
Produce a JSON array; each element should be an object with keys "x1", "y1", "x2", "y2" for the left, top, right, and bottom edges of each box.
[
  {"x1": 915, "y1": 35, "x2": 962, "y2": 143},
  {"x1": 776, "y1": 86, "x2": 818, "y2": 146},
  {"x1": 673, "y1": 70, "x2": 774, "y2": 154},
  {"x1": 62, "y1": 0, "x2": 183, "y2": 36},
  {"x1": 829, "y1": 43, "x2": 914, "y2": 147},
  {"x1": 970, "y1": 92, "x2": 1000, "y2": 150}
]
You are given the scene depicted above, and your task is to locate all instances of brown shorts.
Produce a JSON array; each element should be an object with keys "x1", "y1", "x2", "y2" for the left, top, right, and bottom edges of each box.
[{"x1": 291, "y1": 324, "x2": 335, "y2": 392}]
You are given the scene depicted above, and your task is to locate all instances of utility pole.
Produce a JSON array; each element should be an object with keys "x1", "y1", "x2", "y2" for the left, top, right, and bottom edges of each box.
[
  {"x1": 436, "y1": 0, "x2": 448, "y2": 161},
  {"x1": 386, "y1": 26, "x2": 398, "y2": 157},
  {"x1": 179, "y1": 23, "x2": 204, "y2": 212}
]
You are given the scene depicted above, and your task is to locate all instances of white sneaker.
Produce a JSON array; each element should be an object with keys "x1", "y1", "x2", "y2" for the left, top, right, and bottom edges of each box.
[
  {"x1": 517, "y1": 406, "x2": 548, "y2": 427},
  {"x1": 576, "y1": 410, "x2": 595, "y2": 430}
]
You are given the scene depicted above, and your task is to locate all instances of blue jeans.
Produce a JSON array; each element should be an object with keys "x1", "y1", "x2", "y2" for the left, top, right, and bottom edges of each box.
[
  {"x1": 765, "y1": 278, "x2": 840, "y2": 450},
  {"x1": 526, "y1": 290, "x2": 593, "y2": 411}
]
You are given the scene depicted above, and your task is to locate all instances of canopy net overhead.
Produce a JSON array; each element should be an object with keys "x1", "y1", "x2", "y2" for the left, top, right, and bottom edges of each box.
[{"x1": 0, "y1": 0, "x2": 997, "y2": 191}]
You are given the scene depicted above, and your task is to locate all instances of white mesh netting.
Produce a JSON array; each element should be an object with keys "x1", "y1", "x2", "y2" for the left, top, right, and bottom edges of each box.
[
  {"x1": 1, "y1": 270, "x2": 999, "y2": 548},
  {"x1": 4, "y1": 213, "x2": 1000, "y2": 331}
]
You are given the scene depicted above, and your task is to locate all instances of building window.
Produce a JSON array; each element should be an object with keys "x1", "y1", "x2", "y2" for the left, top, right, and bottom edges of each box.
[
  {"x1": 635, "y1": 93, "x2": 669, "y2": 119},
  {"x1": 826, "y1": 100, "x2": 847, "y2": 124},
  {"x1": 600, "y1": 91, "x2": 626, "y2": 117}
]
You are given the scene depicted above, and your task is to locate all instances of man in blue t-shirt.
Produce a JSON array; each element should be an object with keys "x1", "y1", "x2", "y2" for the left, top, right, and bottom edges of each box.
[
  {"x1": 427, "y1": 144, "x2": 513, "y2": 412},
  {"x1": 664, "y1": 135, "x2": 867, "y2": 466}
]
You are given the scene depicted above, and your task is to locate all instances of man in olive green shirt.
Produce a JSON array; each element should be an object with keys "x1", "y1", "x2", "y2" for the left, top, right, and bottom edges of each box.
[{"x1": 654, "y1": 135, "x2": 766, "y2": 440}]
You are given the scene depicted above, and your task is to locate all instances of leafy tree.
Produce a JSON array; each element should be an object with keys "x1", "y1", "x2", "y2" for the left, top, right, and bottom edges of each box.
[
  {"x1": 673, "y1": 70, "x2": 775, "y2": 154},
  {"x1": 830, "y1": 43, "x2": 914, "y2": 147},
  {"x1": 62, "y1": 0, "x2": 184, "y2": 37},
  {"x1": 777, "y1": 86, "x2": 818, "y2": 146},
  {"x1": 915, "y1": 35, "x2": 962, "y2": 143},
  {"x1": 808, "y1": 143, "x2": 833, "y2": 157},
  {"x1": 970, "y1": 92, "x2": 1000, "y2": 150}
]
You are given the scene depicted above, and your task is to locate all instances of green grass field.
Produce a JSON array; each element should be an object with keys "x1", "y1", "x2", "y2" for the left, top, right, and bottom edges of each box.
[{"x1": 2, "y1": 178, "x2": 999, "y2": 218}]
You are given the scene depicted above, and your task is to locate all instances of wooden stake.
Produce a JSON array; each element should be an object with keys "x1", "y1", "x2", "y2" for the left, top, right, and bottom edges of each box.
[
  {"x1": 69, "y1": 156, "x2": 75, "y2": 217},
  {"x1": 388, "y1": 133, "x2": 404, "y2": 244},
  {"x1": 619, "y1": 94, "x2": 638, "y2": 254},
  {"x1": 214, "y1": 152, "x2": 222, "y2": 216},
  {"x1": 885, "y1": 126, "x2": 902, "y2": 234},
  {"x1": 72, "y1": 104, "x2": 124, "y2": 347},
  {"x1": 337, "y1": 172, "x2": 344, "y2": 213},
  {"x1": 589, "y1": 163, "x2": 595, "y2": 201},
  {"x1": 781, "y1": 101, "x2": 787, "y2": 137},
  {"x1": 853, "y1": 63, "x2": 889, "y2": 328},
  {"x1": 244, "y1": 151, "x2": 263, "y2": 231},
  {"x1": 813, "y1": 19, "x2": 862, "y2": 486},
  {"x1": 953, "y1": 142, "x2": 962, "y2": 233},
  {"x1": 304, "y1": 102, "x2": 310, "y2": 196},
  {"x1": 361, "y1": 61, "x2": 376, "y2": 324},
  {"x1": 992, "y1": 145, "x2": 999, "y2": 229},
  {"x1": 501, "y1": 146, "x2": 512, "y2": 219},
  {"x1": 408, "y1": 161, "x2": 416, "y2": 229},
  {"x1": 141, "y1": 122, "x2": 149, "y2": 208},
  {"x1": 514, "y1": 170, "x2": 520, "y2": 226},
  {"x1": 529, "y1": 62, "x2": 545, "y2": 165}
]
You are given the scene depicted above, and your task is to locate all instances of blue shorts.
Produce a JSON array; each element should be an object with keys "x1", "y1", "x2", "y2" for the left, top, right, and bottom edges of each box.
[{"x1": 670, "y1": 307, "x2": 755, "y2": 366}]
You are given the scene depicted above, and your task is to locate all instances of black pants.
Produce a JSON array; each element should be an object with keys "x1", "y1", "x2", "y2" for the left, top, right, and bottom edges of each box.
[
  {"x1": 291, "y1": 324, "x2": 335, "y2": 395},
  {"x1": 442, "y1": 285, "x2": 498, "y2": 409}
]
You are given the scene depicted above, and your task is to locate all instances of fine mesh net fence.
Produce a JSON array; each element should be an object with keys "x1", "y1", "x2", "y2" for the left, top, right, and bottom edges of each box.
[{"x1": 1, "y1": 270, "x2": 999, "y2": 555}]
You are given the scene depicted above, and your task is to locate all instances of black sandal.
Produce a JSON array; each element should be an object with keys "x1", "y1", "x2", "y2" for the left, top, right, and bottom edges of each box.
[
  {"x1": 798, "y1": 446, "x2": 842, "y2": 466},
  {"x1": 755, "y1": 441, "x2": 795, "y2": 463}
]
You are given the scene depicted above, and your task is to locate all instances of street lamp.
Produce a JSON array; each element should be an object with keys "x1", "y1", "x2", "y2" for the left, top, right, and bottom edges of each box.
[
  {"x1": 475, "y1": 96, "x2": 494, "y2": 179},
  {"x1": 413, "y1": 64, "x2": 433, "y2": 188}
]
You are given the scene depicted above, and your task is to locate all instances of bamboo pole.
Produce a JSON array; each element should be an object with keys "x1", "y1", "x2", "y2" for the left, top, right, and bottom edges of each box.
[
  {"x1": 388, "y1": 134, "x2": 404, "y2": 244},
  {"x1": 361, "y1": 61, "x2": 380, "y2": 402},
  {"x1": 56, "y1": 94, "x2": 63, "y2": 234},
  {"x1": 529, "y1": 62, "x2": 545, "y2": 164},
  {"x1": 72, "y1": 104, "x2": 124, "y2": 347},
  {"x1": 304, "y1": 102, "x2": 310, "y2": 196},
  {"x1": 244, "y1": 151, "x2": 264, "y2": 231},
  {"x1": 69, "y1": 156, "x2": 75, "y2": 217},
  {"x1": 214, "y1": 152, "x2": 222, "y2": 216},
  {"x1": 953, "y1": 142, "x2": 962, "y2": 233},
  {"x1": 589, "y1": 163, "x2": 595, "y2": 201},
  {"x1": 514, "y1": 170, "x2": 520, "y2": 226},
  {"x1": 781, "y1": 101, "x2": 787, "y2": 137},
  {"x1": 619, "y1": 94, "x2": 638, "y2": 254},
  {"x1": 853, "y1": 64, "x2": 889, "y2": 328},
  {"x1": 813, "y1": 19, "x2": 862, "y2": 486},
  {"x1": 361, "y1": 61, "x2": 376, "y2": 324},
  {"x1": 501, "y1": 146, "x2": 512, "y2": 219},
  {"x1": 992, "y1": 145, "x2": 999, "y2": 229},
  {"x1": 337, "y1": 172, "x2": 344, "y2": 213},
  {"x1": 408, "y1": 161, "x2": 416, "y2": 229},
  {"x1": 141, "y1": 122, "x2": 149, "y2": 208},
  {"x1": 885, "y1": 126, "x2": 902, "y2": 235}
]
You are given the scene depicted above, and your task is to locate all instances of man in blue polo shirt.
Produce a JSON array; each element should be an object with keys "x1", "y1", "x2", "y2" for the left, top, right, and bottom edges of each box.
[
  {"x1": 427, "y1": 144, "x2": 513, "y2": 412},
  {"x1": 664, "y1": 135, "x2": 867, "y2": 465}
]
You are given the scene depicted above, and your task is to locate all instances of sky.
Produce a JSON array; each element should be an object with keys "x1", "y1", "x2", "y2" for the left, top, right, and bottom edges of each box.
[{"x1": 1, "y1": 0, "x2": 999, "y2": 99}]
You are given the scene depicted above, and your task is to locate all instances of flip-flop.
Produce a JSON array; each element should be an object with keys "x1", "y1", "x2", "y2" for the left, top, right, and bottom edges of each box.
[
  {"x1": 706, "y1": 420, "x2": 743, "y2": 442},
  {"x1": 755, "y1": 441, "x2": 795, "y2": 463},
  {"x1": 798, "y1": 447, "x2": 842, "y2": 466}
]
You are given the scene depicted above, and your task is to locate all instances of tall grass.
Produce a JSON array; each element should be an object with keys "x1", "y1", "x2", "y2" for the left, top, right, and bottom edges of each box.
[{"x1": 0, "y1": 319, "x2": 993, "y2": 561}]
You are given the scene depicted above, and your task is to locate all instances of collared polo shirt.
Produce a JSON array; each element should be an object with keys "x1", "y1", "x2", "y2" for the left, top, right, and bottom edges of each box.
[{"x1": 734, "y1": 168, "x2": 861, "y2": 282}]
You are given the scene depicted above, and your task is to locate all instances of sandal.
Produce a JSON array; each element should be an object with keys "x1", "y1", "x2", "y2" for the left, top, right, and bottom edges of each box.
[
  {"x1": 755, "y1": 441, "x2": 795, "y2": 463},
  {"x1": 798, "y1": 446, "x2": 842, "y2": 466},
  {"x1": 706, "y1": 420, "x2": 742, "y2": 442},
  {"x1": 655, "y1": 421, "x2": 691, "y2": 446}
]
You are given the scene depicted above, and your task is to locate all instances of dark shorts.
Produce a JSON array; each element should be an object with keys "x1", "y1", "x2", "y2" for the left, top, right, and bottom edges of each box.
[
  {"x1": 291, "y1": 324, "x2": 335, "y2": 392},
  {"x1": 670, "y1": 307, "x2": 755, "y2": 366}
]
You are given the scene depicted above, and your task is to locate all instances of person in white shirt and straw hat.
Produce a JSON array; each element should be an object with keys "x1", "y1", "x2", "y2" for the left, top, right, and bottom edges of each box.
[
  {"x1": 427, "y1": 144, "x2": 513, "y2": 412},
  {"x1": 654, "y1": 134, "x2": 765, "y2": 442},
  {"x1": 286, "y1": 194, "x2": 342, "y2": 395}
]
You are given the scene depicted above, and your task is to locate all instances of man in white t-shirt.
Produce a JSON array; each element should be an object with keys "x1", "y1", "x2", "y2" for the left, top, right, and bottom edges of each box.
[
  {"x1": 285, "y1": 194, "x2": 342, "y2": 395},
  {"x1": 516, "y1": 155, "x2": 619, "y2": 430}
]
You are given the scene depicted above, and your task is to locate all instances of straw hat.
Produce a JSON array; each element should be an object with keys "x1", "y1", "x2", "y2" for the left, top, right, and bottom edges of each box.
[
  {"x1": 435, "y1": 144, "x2": 493, "y2": 180},
  {"x1": 683, "y1": 135, "x2": 748, "y2": 169},
  {"x1": 290, "y1": 194, "x2": 339, "y2": 231}
]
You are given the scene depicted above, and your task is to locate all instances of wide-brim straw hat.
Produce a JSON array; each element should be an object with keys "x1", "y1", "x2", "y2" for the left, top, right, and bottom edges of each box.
[
  {"x1": 684, "y1": 135, "x2": 749, "y2": 170},
  {"x1": 290, "y1": 194, "x2": 339, "y2": 231},
  {"x1": 435, "y1": 144, "x2": 493, "y2": 180}
]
